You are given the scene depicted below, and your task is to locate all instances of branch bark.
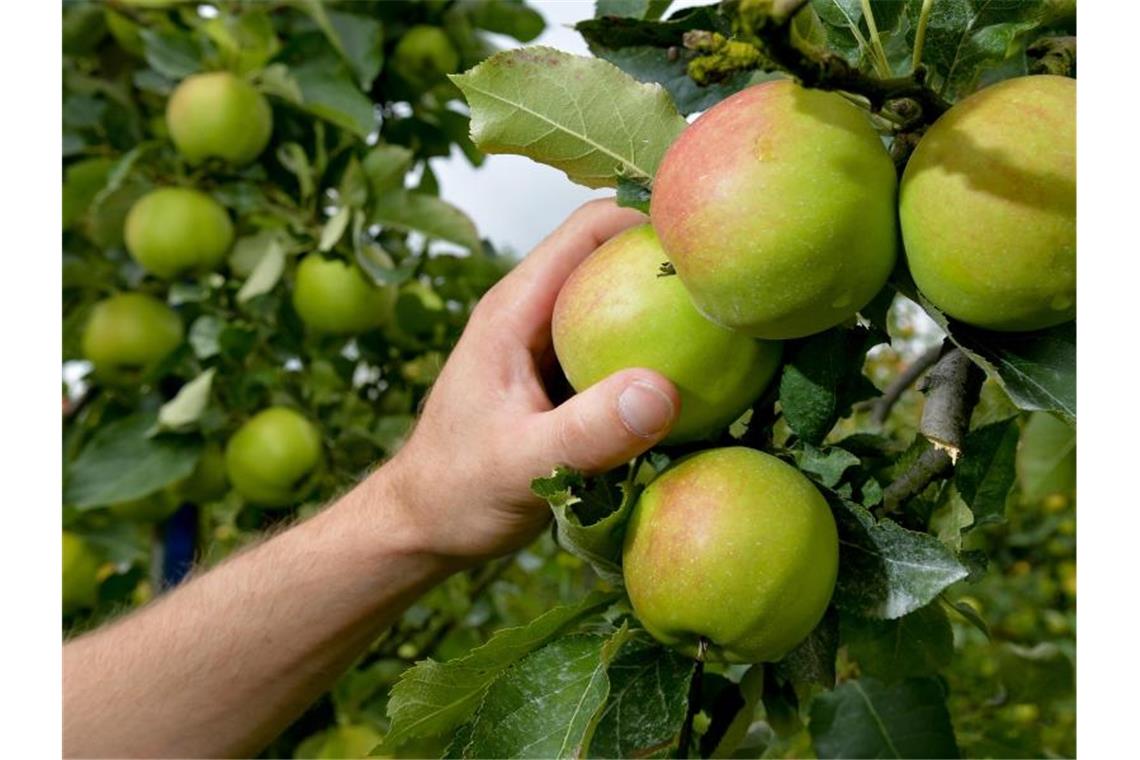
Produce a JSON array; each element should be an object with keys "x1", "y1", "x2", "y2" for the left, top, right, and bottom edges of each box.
[
  {"x1": 871, "y1": 343, "x2": 944, "y2": 426},
  {"x1": 882, "y1": 347, "x2": 984, "y2": 512}
]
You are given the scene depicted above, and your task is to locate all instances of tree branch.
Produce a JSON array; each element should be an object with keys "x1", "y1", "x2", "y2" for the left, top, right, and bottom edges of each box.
[
  {"x1": 870, "y1": 343, "x2": 944, "y2": 426},
  {"x1": 882, "y1": 347, "x2": 984, "y2": 512}
]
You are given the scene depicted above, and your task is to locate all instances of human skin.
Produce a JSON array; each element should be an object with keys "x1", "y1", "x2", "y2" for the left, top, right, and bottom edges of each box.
[
  {"x1": 900, "y1": 75, "x2": 1076, "y2": 331},
  {"x1": 63, "y1": 200, "x2": 679, "y2": 758},
  {"x1": 82, "y1": 292, "x2": 184, "y2": 380},
  {"x1": 166, "y1": 71, "x2": 273, "y2": 165},
  {"x1": 292, "y1": 254, "x2": 396, "y2": 335},
  {"x1": 553, "y1": 224, "x2": 782, "y2": 444},
  {"x1": 622, "y1": 447, "x2": 838, "y2": 663},
  {"x1": 224, "y1": 407, "x2": 324, "y2": 508},
  {"x1": 651, "y1": 79, "x2": 898, "y2": 339},
  {"x1": 124, "y1": 187, "x2": 234, "y2": 278}
]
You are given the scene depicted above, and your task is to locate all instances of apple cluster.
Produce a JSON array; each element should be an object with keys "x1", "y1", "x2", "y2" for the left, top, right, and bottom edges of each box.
[{"x1": 553, "y1": 76, "x2": 1075, "y2": 663}]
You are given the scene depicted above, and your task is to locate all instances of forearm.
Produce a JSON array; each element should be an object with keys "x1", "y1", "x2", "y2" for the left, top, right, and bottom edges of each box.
[{"x1": 63, "y1": 470, "x2": 455, "y2": 759}]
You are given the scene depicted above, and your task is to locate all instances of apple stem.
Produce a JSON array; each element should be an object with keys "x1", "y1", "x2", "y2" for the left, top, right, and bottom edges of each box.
[{"x1": 676, "y1": 637, "x2": 709, "y2": 759}]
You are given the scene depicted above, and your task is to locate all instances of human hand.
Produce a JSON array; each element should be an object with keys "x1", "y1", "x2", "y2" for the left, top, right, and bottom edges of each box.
[{"x1": 381, "y1": 199, "x2": 680, "y2": 564}]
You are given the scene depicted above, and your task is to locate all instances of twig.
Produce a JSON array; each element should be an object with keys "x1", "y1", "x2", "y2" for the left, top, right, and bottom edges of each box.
[
  {"x1": 881, "y1": 348, "x2": 983, "y2": 512},
  {"x1": 911, "y1": 0, "x2": 936, "y2": 73},
  {"x1": 870, "y1": 343, "x2": 945, "y2": 426},
  {"x1": 676, "y1": 637, "x2": 708, "y2": 759}
]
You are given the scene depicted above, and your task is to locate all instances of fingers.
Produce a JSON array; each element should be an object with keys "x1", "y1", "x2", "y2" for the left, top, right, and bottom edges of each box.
[
  {"x1": 484, "y1": 199, "x2": 646, "y2": 350},
  {"x1": 526, "y1": 369, "x2": 680, "y2": 475}
]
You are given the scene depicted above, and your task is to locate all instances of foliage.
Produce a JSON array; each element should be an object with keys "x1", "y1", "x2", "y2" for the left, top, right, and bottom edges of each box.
[{"x1": 63, "y1": 0, "x2": 1077, "y2": 758}]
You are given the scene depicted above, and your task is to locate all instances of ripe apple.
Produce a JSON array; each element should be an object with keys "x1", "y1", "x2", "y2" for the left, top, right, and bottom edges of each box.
[
  {"x1": 292, "y1": 254, "x2": 396, "y2": 335},
  {"x1": 124, "y1": 187, "x2": 234, "y2": 279},
  {"x1": 225, "y1": 407, "x2": 322, "y2": 508},
  {"x1": 622, "y1": 447, "x2": 838, "y2": 663},
  {"x1": 166, "y1": 71, "x2": 273, "y2": 165},
  {"x1": 63, "y1": 531, "x2": 102, "y2": 614},
  {"x1": 82, "y1": 292, "x2": 183, "y2": 381},
  {"x1": 651, "y1": 80, "x2": 898, "y2": 339},
  {"x1": 553, "y1": 225, "x2": 782, "y2": 444},
  {"x1": 900, "y1": 75, "x2": 1075, "y2": 331},
  {"x1": 393, "y1": 25, "x2": 460, "y2": 87}
]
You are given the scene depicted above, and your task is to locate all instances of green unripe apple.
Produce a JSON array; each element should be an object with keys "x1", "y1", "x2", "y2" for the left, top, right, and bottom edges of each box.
[
  {"x1": 393, "y1": 25, "x2": 460, "y2": 87},
  {"x1": 900, "y1": 76, "x2": 1075, "y2": 331},
  {"x1": 296, "y1": 724, "x2": 382, "y2": 760},
  {"x1": 622, "y1": 447, "x2": 838, "y2": 663},
  {"x1": 166, "y1": 71, "x2": 273, "y2": 165},
  {"x1": 553, "y1": 225, "x2": 782, "y2": 444},
  {"x1": 292, "y1": 254, "x2": 396, "y2": 335},
  {"x1": 225, "y1": 407, "x2": 322, "y2": 508},
  {"x1": 651, "y1": 80, "x2": 898, "y2": 339},
  {"x1": 82, "y1": 293, "x2": 184, "y2": 381},
  {"x1": 63, "y1": 531, "x2": 102, "y2": 614},
  {"x1": 124, "y1": 187, "x2": 234, "y2": 279}
]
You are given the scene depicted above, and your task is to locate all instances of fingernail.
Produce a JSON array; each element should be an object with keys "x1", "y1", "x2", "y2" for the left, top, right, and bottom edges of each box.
[{"x1": 618, "y1": 381, "x2": 675, "y2": 438}]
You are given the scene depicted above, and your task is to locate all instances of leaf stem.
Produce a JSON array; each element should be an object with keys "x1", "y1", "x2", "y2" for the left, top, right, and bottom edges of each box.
[
  {"x1": 912, "y1": 0, "x2": 936, "y2": 73},
  {"x1": 860, "y1": 0, "x2": 893, "y2": 77},
  {"x1": 675, "y1": 637, "x2": 708, "y2": 759}
]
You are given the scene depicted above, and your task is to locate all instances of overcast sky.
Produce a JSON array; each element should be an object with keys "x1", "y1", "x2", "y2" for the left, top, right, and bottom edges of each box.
[{"x1": 431, "y1": 0, "x2": 698, "y2": 256}]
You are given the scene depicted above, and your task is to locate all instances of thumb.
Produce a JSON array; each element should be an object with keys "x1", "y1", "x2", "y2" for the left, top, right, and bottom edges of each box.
[{"x1": 531, "y1": 369, "x2": 680, "y2": 474}]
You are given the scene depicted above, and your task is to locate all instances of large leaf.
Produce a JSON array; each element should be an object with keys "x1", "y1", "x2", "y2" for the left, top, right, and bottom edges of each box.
[
  {"x1": 833, "y1": 499, "x2": 969, "y2": 619},
  {"x1": 809, "y1": 677, "x2": 960, "y2": 759},
  {"x1": 842, "y1": 603, "x2": 954, "y2": 682},
  {"x1": 452, "y1": 47, "x2": 686, "y2": 188},
  {"x1": 588, "y1": 636, "x2": 695, "y2": 758},
  {"x1": 955, "y1": 417, "x2": 1020, "y2": 528},
  {"x1": 458, "y1": 628, "x2": 634, "y2": 758},
  {"x1": 65, "y1": 412, "x2": 201, "y2": 509},
  {"x1": 155, "y1": 369, "x2": 216, "y2": 433},
  {"x1": 383, "y1": 592, "x2": 617, "y2": 750},
  {"x1": 370, "y1": 190, "x2": 481, "y2": 252},
  {"x1": 531, "y1": 466, "x2": 641, "y2": 586},
  {"x1": 1016, "y1": 411, "x2": 1076, "y2": 500},
  {"x1": 263, "y1": 58, "x2": 376, "y2": 139}
]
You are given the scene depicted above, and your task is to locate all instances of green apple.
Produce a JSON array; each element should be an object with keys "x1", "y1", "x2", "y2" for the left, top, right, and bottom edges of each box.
[
  {"x1": 553, "y1": 224, "x2": 782, "y2": 444},
  {"x1": 225, "y1": 407, "x2": 322, "y2": 508},
  {"x1": 124, "y1": 187, "x2": 234, "y2": 279},
  {"x1": 63, "y1": 532, "x2": 102, "y2": 614},
  {"x1": 292, "y1": 254, "x2": 396, "y2": 335},
  {"x1": 393, "y1": 25, "x2": 460, "y2": 87},
  {"x1": 622, "y1": 447, "x2": 838, "y2": 663},
  {"x1": 166, "y1": 71, "x2": 273, "y2": 165},
  {"x1": 900, "y1": 75, "x2": 1075, "y2": 331},
  {"x1": 82, "y1": 293, "x2": 183, "y2": 381},
  {"x1": 651, "y1": 79, "x2": 897, "y2": 339},
  {"x1": 295, "y1": 724, "x2": 382, "y2": 760}
]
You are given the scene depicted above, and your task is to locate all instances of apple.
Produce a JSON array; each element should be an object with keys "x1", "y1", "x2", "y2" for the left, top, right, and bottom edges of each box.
[
  {"x1": 166, "y1": 71, "x2": 273, "y2": 165},
  {"x1": 553, "y1": 224, "x2": 782, "y2": 444},
  {"x1": 392, "y1": 25, "x2": 459, "y2": 87},
  {"x1": 292, "y1": 254, "x2": 396, "y2": 335},
  {"x1": 63, "y1": 531, "x2": 102, "y2": 614},
  {"x1": 899, "y1": 75, "x2": 1075, "y2": 331},
  {"x1": 124, "y1": 187, "x2": 234, "y2": 279},
  {"x1": 82, "y1": 293, "x2": 183, "y2": 381},
  {"x1": 650, "y1": 79, "x2": 898, "y2": 339},
  {"x1": 296, "y1": 725, "x2": 382, "y2": 760},
  {"x1": 622, "y1": 447, "x2": 838, "y2": 663},
  {"x1": 225, "y1": 407, "x2": 322, "y2": 508}
]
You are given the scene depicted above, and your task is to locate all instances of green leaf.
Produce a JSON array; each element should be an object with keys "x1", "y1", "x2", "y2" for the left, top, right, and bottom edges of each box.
[
  {"x1": 229, "y1": 229, "x2": 290, "y2": 278},
  {"x1": 202, "y1": 9, "x2": 281, "y2": 75},
  {"x1": 809, "y1": 677, "x2": 959, "y2": 759},
  {"x1": 773, "y1": 607, "x2": 839, "y2": 688},
  {"x1": 466, "y1": 0, "x2": 546, "y2": 42},
  {"x1": 324, "y1": 10, "x2": 385, "y2": 89},
  {"x1": 701, "y1": 665, "x2": 764, "y2": 759},
  {"x1": 589, "y1": 635, "x2": 695, "y2": 759},
  {"x1": 833, "y1": 499, "x2": 969, "y2": 619},
  {"x1": 809, "y1": 0, "x2": 910, "y2": 76},
  {"x1": 452, "y1": 47, "x2": 686, "y2": 188},
  {"x1": 140, "y1": 28, "x2": 202, "y2": 80},
  {"x1": 362, "y1": 144, "x2": 414, "y2": 195},
  {"x1": 1016, "y1": 411, "x2": 1075, "y2": 500},
  {"x1": 460, "y1": 627, "x2": 633, "y2": 759},
  {"x1": 998, "y1": 642, "x2": 1074, "y2": 703},
  {"x1": 955, "y1": 417, "x2": 1020, "y2": 528},
  {"x1": 531, "y1": 466, "x2": 640, "y2": 586},
  {"x1": 188, "y1": 316, "x2": 224, "y2": 360},
  {"x1": 383, "y1": 591, "x2": 618, "y2": 751},
  {"x1": 63, "y1": 157, "x2": 114, "y2": 229},
  {"x1": 842, "y1": 603, "x2": 954, "y2": 682},
  {"x1": 595, "y1": 0, "x2": 673, "y2": 20},
  {"x1": 267, "y1": 58, "x2": 377, "y2": 138},
  {"x1": 593, "y1": 46, "x2": 764, "y2": 116},
  {"x1": 794, "y1": 442, "x2": 861, "y2": 488},
  {"x1": 65, "y1": 412, "x2": 201, "y2": 509},
  {"x1": 319, "y1": 206, "x2": 352, "y2": 252},
  {"x1": 370, "y1": 190, "x2": 481, "y2": 252},
  {"x1": 615, "y1": 176, "x2": 651, "y2": 214},
  {"x1": 237, "y1": 241, "x2": 286, "y2": 302},
  {"x1": 155, "y1": 369, "x2": 216, "y2": 433},
  {"x1": 779, "y1": 327, "x2": 883, "y2": 445}
]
